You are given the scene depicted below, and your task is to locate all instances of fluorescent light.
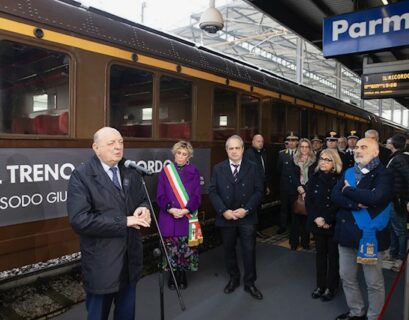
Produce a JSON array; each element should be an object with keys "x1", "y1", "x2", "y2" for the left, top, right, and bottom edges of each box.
[{"x1": 382, "y1": 0, "x2": 388, "y2": 5}]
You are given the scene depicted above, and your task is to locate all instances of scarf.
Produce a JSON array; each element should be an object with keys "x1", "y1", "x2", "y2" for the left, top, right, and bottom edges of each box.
[
  {"x1": 345, "y1": 163, "x2": 391, "y2": 264},
  {"x1": 353, "y1": 157, "x2": 380, "y2": 184},
  {"x1": 295, "y1": 154, "x2": 314, "y2": 185}
]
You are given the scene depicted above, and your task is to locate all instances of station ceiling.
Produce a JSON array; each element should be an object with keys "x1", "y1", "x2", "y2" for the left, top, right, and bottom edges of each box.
[{"x1": 248, "y1": 0, "x2": 409, "y2": 107}]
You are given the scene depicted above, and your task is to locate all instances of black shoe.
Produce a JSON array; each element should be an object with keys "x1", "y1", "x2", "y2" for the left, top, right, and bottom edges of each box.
[
  {"x1": 244, "y1": 285, "x2": 263, "y2": 300},
  {"x1": 224, "y1": 280, "x2": 239, "y2": 294},
  {"x1": 335, "y1": 312, "x2": 366, "y2": 320},
  {"x1": 179, "y1": 271, "x2": 187, "y2": 290},
  {"x1": 301, "y1": 244, "x2": 310, "y2": 250},
  {"x1": 321, "y1": 288, "x2": 334, "y2": 301},
  {"x1": 256, "y1": 231, "x2": 267, "y2": 239},
  {"x1": 276, "y1": 227, "x2": 286, "y2": 234},
  {"x1": 168, "y1": 273, "x2": 176, "y2": 290},
  {"x1": 290, "y1": 244, "x2": 298, "y2": 250},
  {"x1": 311, "y1": 287, "x2": 324, "y2": 299}
]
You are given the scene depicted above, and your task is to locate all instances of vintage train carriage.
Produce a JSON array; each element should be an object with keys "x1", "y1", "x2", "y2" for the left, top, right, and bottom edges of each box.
[{"x1": 0, "y1": 0, "x2": 404, "y2": 271}]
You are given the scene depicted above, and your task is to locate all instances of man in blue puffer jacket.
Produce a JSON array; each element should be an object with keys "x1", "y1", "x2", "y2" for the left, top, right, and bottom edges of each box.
[{"x1": 331, "y1": 138, "x2": 393, "y2": 320}]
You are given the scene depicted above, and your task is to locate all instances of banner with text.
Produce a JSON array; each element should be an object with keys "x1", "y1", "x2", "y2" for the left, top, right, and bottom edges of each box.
[{"x1": 0, "y1": 148, "x2": 210, "y2": 227}]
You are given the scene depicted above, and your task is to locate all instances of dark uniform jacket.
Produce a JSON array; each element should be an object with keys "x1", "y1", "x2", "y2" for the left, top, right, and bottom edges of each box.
[
  {"x1": 331, "y1": 163, "x2": 393, "y2": 251},
  {"x1": 277, "y1": 149, "x2": 297, "y2": 194},
  {"x1": 387, "y1": 150, "x2": 409, "y2": 214},
  {"x1": 208, "y1": 158, "x2": 264, "y2": 227},
  {"x1": 67, "y1": 155, "x2": 149, "y2": 294},
  {"x1": 244, "y1": 146, "x2": 271, "y2": 190},
  {"x1": 306, "y1": 170, "x2": 339, "y2": 235},
  {"x1": 344, "y1": 148, "x2": 355, "y2": 169},
  {"x1": 379, "y1": 145, "x2": 392, "y2": 166}
]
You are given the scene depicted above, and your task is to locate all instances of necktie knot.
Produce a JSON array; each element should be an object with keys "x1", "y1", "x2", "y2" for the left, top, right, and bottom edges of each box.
[{"x1": 109, "y1": 167, "x2": 122, "y2": 190}]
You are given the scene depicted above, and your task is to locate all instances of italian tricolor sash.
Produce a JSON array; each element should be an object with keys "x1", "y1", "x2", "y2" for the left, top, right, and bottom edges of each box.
[{"x1": 163, "y1": 162, "x2": 203, "y2": 247}]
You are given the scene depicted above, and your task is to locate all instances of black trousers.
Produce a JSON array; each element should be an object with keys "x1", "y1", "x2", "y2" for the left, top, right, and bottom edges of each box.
[
  {"x1": 290, "y1": 213, "x2": 309, "y2": 248},
  {"x1": 314, "y1": 233, "x2": 339, "y2": 290},
  {"x1": 279, "y1": 192, "x2": 297, "y2": 228},
  {"x1": 220, "y1": 224, "x2": 257, "y2": 286}
]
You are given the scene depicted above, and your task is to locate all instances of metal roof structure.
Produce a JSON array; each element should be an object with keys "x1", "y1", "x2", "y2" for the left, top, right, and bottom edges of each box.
[{"x1": 80, "y1": 0, "x2": 409, "y2": 127}]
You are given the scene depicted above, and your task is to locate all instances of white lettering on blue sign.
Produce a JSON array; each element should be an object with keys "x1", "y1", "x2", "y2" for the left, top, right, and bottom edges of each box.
[
  {"x1": 323, "y1": 2, "x2": 409, "y2": 57},
  {"x1": 332, "y1": 13, "x2": 409, "y2": 41}
]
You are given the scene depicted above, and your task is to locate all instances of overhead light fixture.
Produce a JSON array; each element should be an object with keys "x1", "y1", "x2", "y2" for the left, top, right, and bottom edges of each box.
[
  {"x1": 382, "y1": 0, "x2": 388, "y2": 5},
  {"x1": 199, "y1": 0, "x2": 224, "y2": 34}
]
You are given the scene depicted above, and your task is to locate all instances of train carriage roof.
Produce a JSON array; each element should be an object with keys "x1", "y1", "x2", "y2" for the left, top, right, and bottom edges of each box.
[{"x1": 0, "y1": 0, "x2": 373, "y2": 121}]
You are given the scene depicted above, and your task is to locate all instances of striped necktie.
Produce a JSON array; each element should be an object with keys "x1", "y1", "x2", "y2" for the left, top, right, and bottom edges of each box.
[
  {"x1": 110, "y1": 167, "x2": 122, "y2": 190},
  {"x1": 232, "y1": 164, "x2": 239, "y2": 182}
]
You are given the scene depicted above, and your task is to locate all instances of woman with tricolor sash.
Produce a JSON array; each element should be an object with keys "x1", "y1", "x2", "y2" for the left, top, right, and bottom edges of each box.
[{"x1": 157, "y1": 141, "x2": 201, "y2": 290}]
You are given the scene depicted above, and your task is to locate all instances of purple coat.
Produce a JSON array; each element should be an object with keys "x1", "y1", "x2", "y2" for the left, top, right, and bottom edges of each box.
[{"x1": 157, "y1": 163, "x2": 201, "y2": 237}]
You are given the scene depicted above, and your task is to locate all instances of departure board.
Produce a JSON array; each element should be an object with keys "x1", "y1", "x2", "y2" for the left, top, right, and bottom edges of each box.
[{"x1": 361, "y1": 70, "x2": 409, "y2": 99}]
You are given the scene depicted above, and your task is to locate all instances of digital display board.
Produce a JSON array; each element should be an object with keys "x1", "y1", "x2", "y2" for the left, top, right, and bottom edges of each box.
[{"x1": 361, "y1": 70, "x2": 409, "y2": 99}]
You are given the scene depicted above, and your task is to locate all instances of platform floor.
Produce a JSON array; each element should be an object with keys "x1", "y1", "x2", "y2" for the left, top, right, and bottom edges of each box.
[{"x1": 54, "y1": 234, "x2": 404, "y2": 320}]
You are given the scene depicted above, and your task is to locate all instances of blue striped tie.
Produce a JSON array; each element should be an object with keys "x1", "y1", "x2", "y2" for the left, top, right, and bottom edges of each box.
[
  {"x1": 110, "y1": 167, "x2": 122, "y2": 190},
  {"x1": 232, "y1": 164, "x2": 239, "y2": 182}
]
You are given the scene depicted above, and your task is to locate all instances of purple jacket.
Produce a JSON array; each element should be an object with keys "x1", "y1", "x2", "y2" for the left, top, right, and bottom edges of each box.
[{"x1": 157, "y1": 163, "x2": 201, "y2": 237}]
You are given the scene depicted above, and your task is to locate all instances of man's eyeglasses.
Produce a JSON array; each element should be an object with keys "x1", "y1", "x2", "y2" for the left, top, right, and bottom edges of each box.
[{"x1": 319, "y1": 157, "x2": 333, "y2": 163}]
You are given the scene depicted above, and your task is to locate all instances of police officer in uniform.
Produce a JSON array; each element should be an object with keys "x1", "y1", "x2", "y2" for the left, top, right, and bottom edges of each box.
[
  {"x1": 344, "y1": 131, "x2": 359, "y2": 169},
  {"x1": 325, "y1": 131, "x2": 347, "y2": 171},
  {"x1": 311, "y1": 134, "x2": 324, "y2": 157},
  {"x1": 277, "y1": 132, "x2": 298, "y2": 234}
]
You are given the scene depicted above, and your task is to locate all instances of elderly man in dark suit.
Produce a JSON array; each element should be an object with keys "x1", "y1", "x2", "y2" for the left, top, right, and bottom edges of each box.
[
  {"x1": 365, "y1": 129, "x2": 391, "y2": 166},
  {"x1": 67, "y1": 127, "x2": 151, "y2": 320},
  {"x1": 244, "y1": 134, "x2": 271, "y2": 238},
  {"x1": 209, "y1": 135, "x2": 264, "y2": 300}
]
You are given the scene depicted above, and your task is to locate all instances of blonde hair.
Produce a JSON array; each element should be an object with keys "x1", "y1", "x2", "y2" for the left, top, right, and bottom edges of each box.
[
  {"x1": 171, "y1": 140, "x2": 194, "y2": 158},
  {"x1": 294, "y1": 138, "x2": 316, "y2": 163},
  {"x1": 316, "y1": 149, "x2": 342, "y2": 174}
]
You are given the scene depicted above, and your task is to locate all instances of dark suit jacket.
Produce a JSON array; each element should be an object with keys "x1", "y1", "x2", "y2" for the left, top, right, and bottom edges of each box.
[
  {"x1": 244, "y1": 146, "x2": 271, "y2": 189},
  {"x1": 67, "y1": 155, "x2": 149, "y2": 294},
  {"x1": 331, "y1": 164, "x2": 393, "y2": 251},
  {"x1": 277, "y1": 149, "x2": 297, "y2": 194},
  {"x1": 379, "y1": 145, "x2": 392, "y2": 166},
  {"x1": 208, "y1": 158, "x2": 264, "y2": 227}
]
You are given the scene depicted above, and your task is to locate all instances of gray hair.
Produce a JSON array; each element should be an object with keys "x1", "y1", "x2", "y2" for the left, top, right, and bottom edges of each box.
[
  {"x1": 225, "y1": 135, "x2": 244, "y2": 149},
  {"x1": 365, "y1": 129, "x2": 379, "y2": 141}
]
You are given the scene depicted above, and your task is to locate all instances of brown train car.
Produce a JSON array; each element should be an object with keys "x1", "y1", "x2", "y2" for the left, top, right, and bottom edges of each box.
[{"x1": 0, "y1": 0, "x2": 404, "y2": 271}]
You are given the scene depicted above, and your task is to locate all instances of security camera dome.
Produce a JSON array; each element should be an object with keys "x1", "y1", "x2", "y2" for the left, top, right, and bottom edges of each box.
[{"x1": 199, "y1": 6, "x2": 224, "y2": 34}]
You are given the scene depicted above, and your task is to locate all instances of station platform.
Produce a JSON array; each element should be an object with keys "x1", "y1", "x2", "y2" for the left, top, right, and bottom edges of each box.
[{"x1": 54, "y1": 237, "x2": 404, "y2": 320}]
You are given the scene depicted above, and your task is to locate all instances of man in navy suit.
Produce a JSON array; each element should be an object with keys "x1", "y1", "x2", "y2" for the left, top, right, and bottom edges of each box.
[
  {"x1": 67, "y1": 127, "x2": 151, "y2": 320},
  {"x1": 209, "y1": 135, "x2": 264, "y2": 300}
]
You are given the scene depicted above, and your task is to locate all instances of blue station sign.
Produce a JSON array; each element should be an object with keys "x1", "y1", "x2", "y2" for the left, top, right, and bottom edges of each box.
[{"x1": 323, "y1": 1, "x2": 409, "y2": 57}]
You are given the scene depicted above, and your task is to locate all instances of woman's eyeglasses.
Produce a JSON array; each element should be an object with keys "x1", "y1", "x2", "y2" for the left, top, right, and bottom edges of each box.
[{"x1": 319, "y1": 157, "x2": 333, "y2": 163}]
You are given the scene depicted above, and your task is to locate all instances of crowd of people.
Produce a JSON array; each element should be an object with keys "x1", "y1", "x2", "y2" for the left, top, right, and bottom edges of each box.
[{"x1": 66, "y1": 126, "x2": 408, "y2": 320}]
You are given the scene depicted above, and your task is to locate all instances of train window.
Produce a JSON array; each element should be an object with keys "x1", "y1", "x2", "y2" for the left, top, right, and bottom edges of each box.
[
  {"x1": 287, "y1": 104, "x2": 301, "y2": 137},
  {"x1": 159, "y1": 76, "x2": 192, "y2": 139},
  {"x1": 213, "y1": 88, "x2": 237, "y2": 141},
  {"x1": 110, "y1": 65, "x2": 153, "y2": 138},
  {"x1": 270, "y1": 100, "x2": 286, "y2": 142},
  {"x1": 0, "y1": 40, "x2": 70, "y2": 135},
  {"x1": 240, "y1": 94, "x2": 260, "y2": 142}
]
